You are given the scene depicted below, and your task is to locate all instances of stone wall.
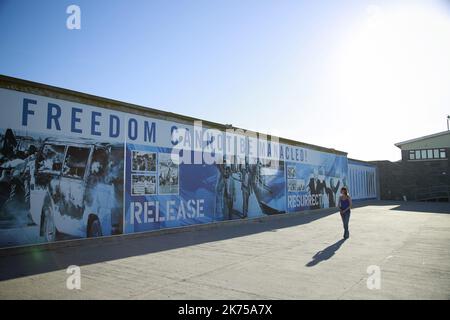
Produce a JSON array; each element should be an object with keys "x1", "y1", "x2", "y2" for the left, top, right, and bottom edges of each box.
[{"x1": 371, "y1": 148, "x2": 450, "y2": 201}]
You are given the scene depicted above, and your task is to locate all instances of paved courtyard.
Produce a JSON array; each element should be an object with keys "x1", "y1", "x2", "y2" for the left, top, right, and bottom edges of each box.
[{"x1": 0, "y1": 201, "x2": 449, "y2": 299}]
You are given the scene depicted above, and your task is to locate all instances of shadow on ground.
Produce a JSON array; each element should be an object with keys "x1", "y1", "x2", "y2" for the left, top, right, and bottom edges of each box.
[
  {"x1": 0, "y1": 208, "x2": 339, "y2": 281},
  {"x1": 305, "y1": 238, "x2": 347, "y2": 267},
  {"x1": 351, "y1": 200, "x2": 450, "y2": 214},
  {"x1": 388, "y1": 201, "x2": 450, "y2": 214}
]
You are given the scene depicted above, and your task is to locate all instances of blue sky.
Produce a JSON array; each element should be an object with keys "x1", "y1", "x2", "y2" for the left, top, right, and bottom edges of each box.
[{"x1": 1, "y1": 0, "x2": 449, "y2": 161}]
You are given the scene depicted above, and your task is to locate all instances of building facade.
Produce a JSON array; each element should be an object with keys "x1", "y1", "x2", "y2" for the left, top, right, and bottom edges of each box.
[
  {"x1": 372, "y1": 131, "x2": 450, "y2": 201},
  {"x1": 347, "y1": 159, "x2": 379, "y2": 201}
]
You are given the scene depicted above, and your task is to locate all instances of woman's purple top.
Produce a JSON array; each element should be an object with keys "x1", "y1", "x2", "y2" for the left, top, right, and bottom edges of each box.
[{"x1": 339, "y1": 197, "x2": 351, "y2": 213}]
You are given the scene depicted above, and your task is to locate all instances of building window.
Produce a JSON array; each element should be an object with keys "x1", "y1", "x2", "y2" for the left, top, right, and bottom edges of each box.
[
  {"x1": 434, "y1": 149, "x2": 440, "y2": 158},
  {"x1": 421, "y1": 150, "x2": 427, "y2": 159},
  {"x1": 408, "y1": 148, "x2": 447, "y2": 160}
]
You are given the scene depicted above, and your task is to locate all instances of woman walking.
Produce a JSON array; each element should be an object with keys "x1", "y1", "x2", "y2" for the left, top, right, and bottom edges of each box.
[{"x1": 338, "y1": 187, "x2": 352, "y2": 239}]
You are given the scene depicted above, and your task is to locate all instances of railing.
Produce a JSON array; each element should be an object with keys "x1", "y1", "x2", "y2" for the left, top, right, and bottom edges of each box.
[{"x1": 414, "y1": 185, "x2": 450, "y2": 201}]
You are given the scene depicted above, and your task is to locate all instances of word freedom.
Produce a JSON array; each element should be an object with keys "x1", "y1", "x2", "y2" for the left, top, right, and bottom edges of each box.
[{"x1": 22, "y1": 98, "x2": 156, "y2": 142}]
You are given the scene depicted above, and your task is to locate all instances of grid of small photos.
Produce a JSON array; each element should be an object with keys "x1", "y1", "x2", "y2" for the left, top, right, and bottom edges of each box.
[
  {"x1": 287, "y1": 165, "x2": 306, "y2": 193},
  {"x1": 131, "y1": 151, "x2": 180, "y2": 196}
]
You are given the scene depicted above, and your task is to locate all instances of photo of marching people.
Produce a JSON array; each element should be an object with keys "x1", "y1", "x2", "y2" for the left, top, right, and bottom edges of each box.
[
  {"x1": 132, "y1": 151, "x2": 157, "y2": 172},
  {"x1": 215, "y1": 155, "x2": 286, "y2": 220},
  {"x1": 158, "y1": 153, "x2": 179, "y2": 195},
  {"x1": 132, "y1": 174, "x2": 156, "y2": 195}
]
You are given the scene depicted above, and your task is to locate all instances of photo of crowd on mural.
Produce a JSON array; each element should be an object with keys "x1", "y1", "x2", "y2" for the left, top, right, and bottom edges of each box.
[{"x1": 132, "y1": 151, "x2": 156, "y2": 172}]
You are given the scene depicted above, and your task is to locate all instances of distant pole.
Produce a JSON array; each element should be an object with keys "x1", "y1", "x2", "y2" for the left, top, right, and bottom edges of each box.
[{"x1": 448, "y1": 115, "x2": 450, "y2": 131}]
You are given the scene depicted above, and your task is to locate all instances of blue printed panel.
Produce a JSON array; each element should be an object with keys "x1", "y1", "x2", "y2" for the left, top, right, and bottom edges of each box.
[
  {"x1": 286, "y1": 154, "x2": 348, "y2": 212},
  {"x1": 124, "y1": 144, "x2": 287, "y2": 233},
  {"x1": 125, "y1": 145, "x2": 218, "y2": 233}
]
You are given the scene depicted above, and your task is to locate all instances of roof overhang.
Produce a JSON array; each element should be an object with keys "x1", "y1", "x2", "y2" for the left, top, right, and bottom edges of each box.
[{"x1": 394, "y1": 130, "x2": 450, "y2": 148}]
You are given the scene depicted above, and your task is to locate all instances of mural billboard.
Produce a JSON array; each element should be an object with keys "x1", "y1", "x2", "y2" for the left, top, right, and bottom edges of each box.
[
  {"x1": 286, "y1": 152, "x2": 348, "y2": 212},
  {"x1": 0, "y1": 87, "x2": 348, "y2": 247}
]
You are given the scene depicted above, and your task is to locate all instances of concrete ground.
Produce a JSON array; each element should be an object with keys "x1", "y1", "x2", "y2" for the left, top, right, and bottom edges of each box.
[{"x1": 0, "y1": 201, "x2": 449, "y2": 299}]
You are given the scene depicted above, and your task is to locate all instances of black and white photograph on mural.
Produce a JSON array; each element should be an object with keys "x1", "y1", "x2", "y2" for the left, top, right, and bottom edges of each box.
[
  {"x1": 0, "y1": 128, "x2": 124, "y2": 247},
  {"x1": 215, "y1": 157, "x2": 286, "y2": 220},
  {"x1": 287, "y1": 178, "x2": 306, "y2": 193},
  {"x1": 131, "y1": 151, "x2": 156, "y2": 172},
  {"x1": 296, "y1": 179, "x2": 306, "y2": 192},
  {"x1": 287, "y1": 179, "x2": 297, "y2": 193},
  {"x1": 131, "y1": 174, "x2": 156, "y2": 196},
  {"x1": 287, "y1": 166, "x2": 296, "y2": 179},
  {"x1": 0, "y1": 129, "x2": 42, "y2": 231},
  {"x1": 158, "y1": 153, "x2": 179, "y2": 195},
  {"x1": 323, "y1": 176, "x2": 341, "y2": 208}
]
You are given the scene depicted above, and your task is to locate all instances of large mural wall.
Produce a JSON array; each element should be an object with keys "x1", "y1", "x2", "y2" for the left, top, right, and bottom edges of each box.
[{"x1": 0, "y1": 87, "x2": 350, "y2": 247}]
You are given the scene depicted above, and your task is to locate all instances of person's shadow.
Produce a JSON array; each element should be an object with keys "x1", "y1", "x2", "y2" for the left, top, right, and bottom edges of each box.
[{"x1": 305, "y1": 239, "x2": 346, "y2": 267}]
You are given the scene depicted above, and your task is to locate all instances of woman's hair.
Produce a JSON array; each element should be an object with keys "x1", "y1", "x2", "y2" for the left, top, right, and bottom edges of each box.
[{"x1": 341, "y1": 187, "x2": 349, "y2": 196}]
